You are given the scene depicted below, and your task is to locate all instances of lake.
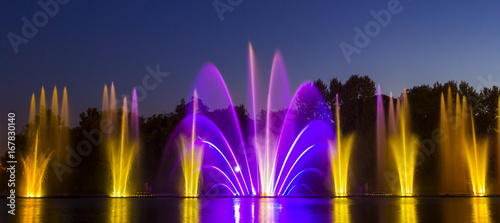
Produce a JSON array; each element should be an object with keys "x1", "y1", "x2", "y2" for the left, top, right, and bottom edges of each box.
[{"x1": 3, "y1": 196, "x2": 500, "y2": 222}]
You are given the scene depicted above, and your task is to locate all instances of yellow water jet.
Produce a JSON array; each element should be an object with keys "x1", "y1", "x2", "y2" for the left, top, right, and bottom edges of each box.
[
  {"x1": 103, "y1": 84, "x2": 138, "y2": 197},
  {"x1": 22, "y1": 86, "x2": 69, "y2": 197},
  {"x1": 329, "y1": 94, "x2": 354, "y2": 196},
  {"x1": 388, "y1": 90, "x2": 418, "y2": 196},
  {"x1": 180, "y1": 90, "x2": 203, "y2": 197}
]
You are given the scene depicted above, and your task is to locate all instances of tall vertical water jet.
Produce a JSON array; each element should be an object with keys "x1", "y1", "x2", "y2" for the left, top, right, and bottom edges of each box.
[
  {"x1": 29, "y1": 93, "x2": 36, "y2": 122},
  {"x1": 61, "y1": 87, "x2": 69, "y2": 126},
  {"x1": 104, "y1": 84, "x2": 138, "y2": 197},
  {"x1": 180, "y1": 90, "x2": 203, "y2": 197},
  {"x1": 388, "y1": 92, "x2": 396, "y2": 136},
  {"x1": 22, "y1": 87, "x2": 50, "y2": 197},
  {"x1": 102, "y1": 85, "x2": 109, "y2": 111},
  {"x1": 248, "y1": 42, "x2": 260, "y2": 195},
  {"x1": 131, "y1": 89, "x2": 142, "y2": 192},
  {"x1": 463, "y1": 100, "x2": 488, "y2": 196},
  {"x1": 376, "y1": 84, "x2": 387, "y2": 192},
  {"x1": 388, "y1": 90, "x2": 418, "y2": 196},
  {"x1": 329, "y1": 94, "x2": 354, "y2": 196},
  {"x1": 439, "y1": 88, "x2": 467, "y2": 194},
  {"x1": 497, "y1": 95, "x2": 500, "y2": 194},
  {"x1": 439, "y1": 92, "x2": 451, "y2": 193},
  {"x1": 261, "y1": 51, "x2": 291, "y2": 196},
  {"x1": 440, "y1": 89, "x2": 487, "y2": 195},
  {"x1": 22, "y1": 86, "x2": 69, "y2": 197},
  {"x1": 59, "y1": 87, "x2": 70, "y2": 165},
  {"x1": 50, "y1": 87, "x2": 61, "y2": 163},
  {"x1": 50, "y1": 86, "x2": 59, "y2": 126}
]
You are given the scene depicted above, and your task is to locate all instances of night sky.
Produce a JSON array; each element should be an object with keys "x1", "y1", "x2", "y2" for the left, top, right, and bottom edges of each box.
[{"x1": 1, "y1": 0, "x2": 500, "y2": 153}]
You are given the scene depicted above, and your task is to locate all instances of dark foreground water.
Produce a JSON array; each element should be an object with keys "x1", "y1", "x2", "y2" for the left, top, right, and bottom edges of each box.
[{"x1": 3, "y1": 197, "x2": 499, "y2": 222}]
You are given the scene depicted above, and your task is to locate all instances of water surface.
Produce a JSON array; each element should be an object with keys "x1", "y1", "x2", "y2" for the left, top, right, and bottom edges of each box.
[{"x1": 4, "y1": 197, "x2": 499, "y2": 222}]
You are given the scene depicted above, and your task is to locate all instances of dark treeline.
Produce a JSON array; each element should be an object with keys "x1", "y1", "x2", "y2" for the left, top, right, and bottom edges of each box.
[{"x1": 1, "y1": 75, "x2": 499, "y2": 194}]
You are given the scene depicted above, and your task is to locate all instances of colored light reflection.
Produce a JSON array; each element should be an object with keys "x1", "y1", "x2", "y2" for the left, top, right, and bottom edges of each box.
[
  {"x1": 333, "y1": 198, "x2": 351, "y2": 223},
  {"x1": 440, "y1": 90, "x2": 488, "y2": 196},
  {"x1": 389, "y1": 90, "x2": 418, "y2": 196},
  {"x1": 22, "y1": 86, "x2": 69, "y2": 198},
  {"x1": 330, "y1": 94, "x2": 354, "y2": 196},
  {"x1": 110, "y1": 198, "x2": 132, "y2": 223},
  {"x1": 259, "y1": 198, "x2": 276, "y2": 223},
  {"x1": 399, "y1": 197, "x2": 418, "y2": 223},
  {"x1": 182, "y1": 198, "x2": 199, "y2": 223},
  {"x1": 104, "y1": 84, "x2": 139, "y2": 198},
  {"x1": 21, "y1": 198, "x2": 43, "y2": 223},
  {"x1": 471, "y1": 197, "x2": 491, "y2": 223}
]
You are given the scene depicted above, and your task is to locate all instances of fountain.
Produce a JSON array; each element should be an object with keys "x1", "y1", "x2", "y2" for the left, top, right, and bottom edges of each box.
[
  {"x1": 329, "y1": 94, "x2": 355, "y2": 196},
  {"x1": 498, "y1": 96, "x2": 500, "y2": 194},
  {"x1": 163, "y1": 43, "x2": 344, "y2": 197},
  {"x1": 21, "y1": 86, "x2": 69, "y2": 197},
  {"x1": 333, "y1": 197, "x2": 351, "y2": 222},
  {"x1": 440, "y1": 88, "x2": 488, "y2": 196},
  {"x1": 439, "y1": 88, "x2": 467, "y2": 194},
  {"x1": 376, "y1": 84, "x2": 387, "y2": 193},
  {"x1": 180, "y1": 91, "x2": 204, "y2": 197},
  {"x1": 388, "y1": 90, "x2": 418, "y2": 196},
  {"x1": 463, "y1": 101, "x2": 488, "y2": 196},
  {"x1": 102, "y1": 83, "x2": 139, "y2": 197}
]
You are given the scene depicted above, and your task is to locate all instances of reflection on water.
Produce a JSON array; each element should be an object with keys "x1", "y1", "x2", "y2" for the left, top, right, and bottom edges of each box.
[
  {"x1": 21, "y1": 198, "x2": 43, "y2": 223},
  {"x1": 110, "y1": 198, "x2": 132, "y2": 223},
  {"x1": 333, "y1": 198, "x2": 351, "y2": 223},
  {"x1": 182, "y1": 198, "x2": 199, "y2": 223},
  {"x1": 472, "y1": 197, "x2": 491, "y2": 223},
  {"x1": 10, "y1": 197, "x2": 499, "y2": 222},
  {"x1": 258, "y1": 198, "x2": 277, "y2": 223},
  {"x1": 399, "y1": 198, "x2": 417, "y2": 223},
  {"x1": 234, "y1": 199, "x2": 241, "y2": 222}
]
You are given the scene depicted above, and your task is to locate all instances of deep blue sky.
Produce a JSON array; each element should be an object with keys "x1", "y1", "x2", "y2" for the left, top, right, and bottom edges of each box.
[{"x1": 1, "y1": 0, "x2": 500, "y2": 153}]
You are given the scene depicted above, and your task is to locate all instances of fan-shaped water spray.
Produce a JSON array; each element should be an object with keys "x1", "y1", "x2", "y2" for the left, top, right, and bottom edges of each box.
[
  {"x1": 388, "y1": 90, "x2": 418, "y2": 196},
  {"x1": 22, "y1": 86, "x2": 70, "y2": 197},
  {"x1": 329, "y1": 94, "x2": 355, "y2": 196},
  {"x1": 103, "y1": 83, "x2": 139, "y2": 197},
  {"x1": 440, "y1": 89, "x2": 488, "y2": 196},
  {"x1": 164, "y1": 43, "x2": 344, "y2": 197}
]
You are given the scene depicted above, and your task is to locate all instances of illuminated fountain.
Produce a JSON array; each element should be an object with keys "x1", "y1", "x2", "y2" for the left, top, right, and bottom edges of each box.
[
  {"x1": 21, "y1": 86, "x2": 69, "y2": 197},
  {"x1": 165, "y1": 43, "x2": 340, "y2": 197},
  {"x1": 439, "y1": 88, "x2": 468, "y2": 194},
  {"x1": 440, "y1": 89, "x2": 488, "y2": 196},
  {"x1": 388, "y1": 90, "x2": 419, "y2": 196},
  {"x1": 333, "y1": 197, "x2": 352, "y2": 223},
  {"x1": 498, "y1": 96, "x2": 500, "y2": 194},
  {"x1": 463, "y1": 103, "x2": 488, "y2": 196},
  {"x1": 103, "y1": 83, "x2": 139, "y2": 197},
  {"x1": 376, "y1": 84, "x2": 387, "y2": 193},
  {"x1": 179, "y1": 91, "x2": 204, "y2": 197},
  {"x1": 329, "y1": 94, "x2": 354, "y2": 196}
]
